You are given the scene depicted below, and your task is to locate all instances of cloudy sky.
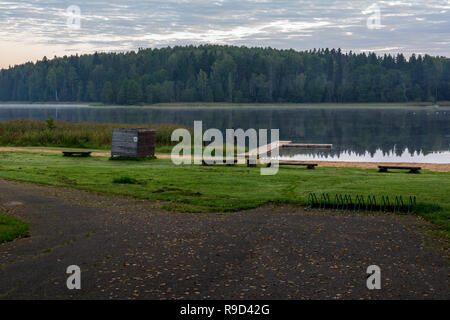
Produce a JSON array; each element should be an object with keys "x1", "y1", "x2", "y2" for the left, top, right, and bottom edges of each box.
[{"x1": 0, "y1": 0, "x2": 449, "y2": 69}]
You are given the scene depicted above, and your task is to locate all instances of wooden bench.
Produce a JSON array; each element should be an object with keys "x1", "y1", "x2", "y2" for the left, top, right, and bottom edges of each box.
[
  {"x1": 247, "y1": 159, "x2": 257, "y2": 167},
  {"x1": 378, "y1": 166, "x2": 421, "y2": 174},
  {"x1": 202, "y1": 159, "x2": 239, "y2": 166},
  {"x1": 267, "y1": 162, "x2": 318, "y2": 169},
  {"x1": 62, "y1": 151, "x2": 92, "y2": 157}
]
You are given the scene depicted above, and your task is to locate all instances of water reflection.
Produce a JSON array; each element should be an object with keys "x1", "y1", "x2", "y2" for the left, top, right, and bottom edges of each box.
[
  {"x1": 279, "y1": 147, "x2": 450, "y2": 164},
  {"x1": 0, "y1": 104, "x2": 449, "y2": 163}
]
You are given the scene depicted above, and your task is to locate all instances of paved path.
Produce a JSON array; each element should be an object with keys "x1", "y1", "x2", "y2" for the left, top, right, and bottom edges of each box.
[{"x1": 0, "y1": 179, "x2": 448, "y2": 300}]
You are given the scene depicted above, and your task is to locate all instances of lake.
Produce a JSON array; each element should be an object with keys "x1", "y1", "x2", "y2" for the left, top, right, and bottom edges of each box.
[{"x1": 0, "y1": 104, "x2": 449, "y2": 164}]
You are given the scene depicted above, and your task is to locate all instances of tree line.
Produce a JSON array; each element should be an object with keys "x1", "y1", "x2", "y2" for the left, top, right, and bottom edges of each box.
[{"x1": 1, "y1": 45, "x2": 449, "y2": 104}]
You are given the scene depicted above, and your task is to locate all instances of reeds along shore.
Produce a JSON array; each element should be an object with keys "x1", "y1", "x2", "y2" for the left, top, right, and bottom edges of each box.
[{"x1": 0, "y1": 119, "x2": 190, "y2": 149}]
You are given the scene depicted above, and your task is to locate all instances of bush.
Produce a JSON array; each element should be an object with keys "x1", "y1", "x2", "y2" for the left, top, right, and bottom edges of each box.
[{"x1": 45, "y1": 117, "x2": 56, "y2": 130}]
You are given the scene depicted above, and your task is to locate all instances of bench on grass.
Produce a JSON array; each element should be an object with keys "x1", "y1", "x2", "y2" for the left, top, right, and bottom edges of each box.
[
  {"x1": 62, "y1": 151, "x2": 92, "y2": 157},
  {"x1": 202, "y1": 159, "x2": 239, "y2": 166},
  {"x1": 247, "y1": 159, "x2": 258, "y2": 167},
  {"x1": 378, "y1": 166, "x2": 421, "y2": 174},
  {"x1": 267, "y1": 162, "x2": 318, "y2": 169}
]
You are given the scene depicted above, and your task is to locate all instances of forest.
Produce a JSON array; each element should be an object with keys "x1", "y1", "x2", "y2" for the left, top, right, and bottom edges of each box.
[{"x1": 0, "y1": 45, "x2": 449, "y2": 105}]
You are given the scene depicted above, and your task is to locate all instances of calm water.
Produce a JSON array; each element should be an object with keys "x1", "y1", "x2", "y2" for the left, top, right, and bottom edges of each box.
[{"x1": 0, "y1": 104, "x2": 449, "y2": 164}]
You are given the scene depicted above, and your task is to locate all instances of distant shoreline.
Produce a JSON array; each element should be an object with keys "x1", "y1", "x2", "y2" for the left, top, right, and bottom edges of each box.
[{"x1": 0, "y1": 101, "x2": 449, "y2": 109}]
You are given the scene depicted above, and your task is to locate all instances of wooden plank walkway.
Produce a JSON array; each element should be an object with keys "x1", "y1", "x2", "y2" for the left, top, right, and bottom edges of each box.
[
  {"x1": 242, "y1": 140, "x2": 292, "y2": 157},
  {"x1": 282, "y1": 144, "x2": 333, "y2": 149},
  {"x1": 242, "y1": 141, "x2": 333, "y2": 157}
]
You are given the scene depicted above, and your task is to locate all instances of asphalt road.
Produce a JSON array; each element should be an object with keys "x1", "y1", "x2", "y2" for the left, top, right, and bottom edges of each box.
[{"x1": 0, "y1": 179, "x2": 448, "y2": 300}]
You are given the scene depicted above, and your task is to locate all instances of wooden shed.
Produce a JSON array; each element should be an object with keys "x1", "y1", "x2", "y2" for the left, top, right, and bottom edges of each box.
[{"x1": 111, "y1": 128, "x2": 156, "y2": 157}]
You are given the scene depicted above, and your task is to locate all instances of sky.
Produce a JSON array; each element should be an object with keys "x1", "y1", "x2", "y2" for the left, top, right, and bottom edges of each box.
[{"x1": 0, "y1": 0, "x2": 449, "y2": 69}]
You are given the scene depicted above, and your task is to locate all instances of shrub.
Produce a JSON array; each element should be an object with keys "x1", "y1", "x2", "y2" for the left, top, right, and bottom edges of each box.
[
  {"x1": 0, "y1": 119, "x2": 191, "y2": 149},
  {"x1": 45, "y1": 117, "x2": 56, "y2": 130}
]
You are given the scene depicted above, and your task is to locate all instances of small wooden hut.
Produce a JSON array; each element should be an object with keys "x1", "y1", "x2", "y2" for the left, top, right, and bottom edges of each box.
[{"x1": 111, "y1": 128, "x2": 156, "y2": 157}]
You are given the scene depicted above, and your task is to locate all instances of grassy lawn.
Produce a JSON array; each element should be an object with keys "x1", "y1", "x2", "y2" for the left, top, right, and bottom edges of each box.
[
  {"x1": 0, "y1": 212, "x2": 29, "y2": 243},
  {"x1": 0, "y1": 119, "x2": 186, "y2": 150},
  {"x1": 7, "y1": 145, "x2": 173, "y2": 154},
  {"x1": 0, "y1": 152, "x2": 448, "y2": 233}
]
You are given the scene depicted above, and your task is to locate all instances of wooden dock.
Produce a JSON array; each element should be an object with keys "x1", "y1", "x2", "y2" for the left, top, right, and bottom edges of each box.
[
  {"x1": 244, "y1": 141, "x2": 292, "y2": 157},
  {"x1": 281, "y1": 144, "x2": 333, "y2": 149},
  {"x1": 242, "y1": 141, "x2": 333, "y2": 157}
]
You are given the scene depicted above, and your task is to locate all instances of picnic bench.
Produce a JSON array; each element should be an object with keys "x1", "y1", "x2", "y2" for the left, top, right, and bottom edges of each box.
[
  {"x1": 62, "y1": 151, "x2": 92, "y2": 157},
  {"x1": 267, "y1": 162, "x2": 318, "y2": 169},
  {"x1": 378, "y1": 165, "x2": 421, "y2": 174}
]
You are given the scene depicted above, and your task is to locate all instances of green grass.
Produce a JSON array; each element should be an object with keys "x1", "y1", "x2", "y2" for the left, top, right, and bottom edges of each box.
[
  {"x1": 0, "y1": 119, "x2": 190, "y2": 150},
  {"x1": 0, "y1": 151, "x2": 448, "y2": 233},
  {"x1": 15, "y1": 146, "x2": 110, "y2": 152},
  {"x1": 7, "y1": 145, "x2": 181, "y2": 155},
  {"x1": 0, "y1": 212, "x2": 29, "y2": 243},
  {"x1": 112, "y1": 175, "x2": 146, "y2": 185}
]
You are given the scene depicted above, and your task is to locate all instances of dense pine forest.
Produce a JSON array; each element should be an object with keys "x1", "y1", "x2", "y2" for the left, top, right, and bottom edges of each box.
[{"x1": 0, "y1": 45, "x2": 449, "y2": 105}]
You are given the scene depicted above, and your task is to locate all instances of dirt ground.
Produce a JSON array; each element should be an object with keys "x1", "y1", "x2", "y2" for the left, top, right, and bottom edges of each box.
[
  {"x1": 1, "y1": 147, "x2": 449, "y2": 172},
  {"x1": 0, "y1": 179, "x2": 448, "y2": 300}
]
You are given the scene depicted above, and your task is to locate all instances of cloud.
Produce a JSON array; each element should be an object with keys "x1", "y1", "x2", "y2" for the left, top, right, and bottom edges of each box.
[{"x1": 0, "y1": 0, "x2": 449, "y2": 68}]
